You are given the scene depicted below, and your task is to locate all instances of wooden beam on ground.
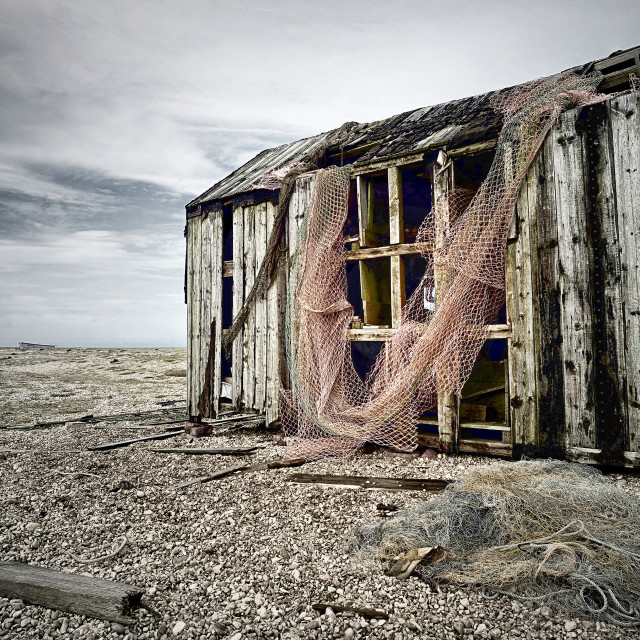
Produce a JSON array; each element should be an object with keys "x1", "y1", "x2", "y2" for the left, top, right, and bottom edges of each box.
[
  {"x1": 87, "y1": 431, "x2": 182, "y2": 452},
  {"x1": 169, "y1": 457, "x2": 306, "y2": 490},
  {"x1": 286, "y1": 473, "x2": 449, "y2": 492},
  {"x1": 149, "y1": 446, "x2": 260, "y2": 455},
  {"x1": 0, "y1": 562, "x2": 144, "y2": 625}
]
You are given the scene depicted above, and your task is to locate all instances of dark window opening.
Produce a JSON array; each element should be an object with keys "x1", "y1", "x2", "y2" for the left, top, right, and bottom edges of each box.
[
  {"x1": 401, "y1": 166, "x2": 431, "y2": 242},
  {"x1": 461, "y1": 338, "x2": 507, "y2": 423},
  {"x1": 346, "y1": 263, "x2": 363, "y2": 318},
  {"x1": 345, "y1": 180, "x2": 359, "y2": 239},
  {"x1": 222, "y1": 204, "x2": 233, "y2": 262},
  {"x1": 221, "y1": 349, "x2": 232, "y2": 379},
  {"x1": 453, "y1": 151, "x2": 494, "y2": 193},
  {"x1": 351, "y1": 341, "x2": 383, "y2": 383},
  {"x1": 404, "y1": 254, "x2": 427, "y2": 301},
  {"x1": 222, "y1": 277, "x2": 233, "y2": 329}
]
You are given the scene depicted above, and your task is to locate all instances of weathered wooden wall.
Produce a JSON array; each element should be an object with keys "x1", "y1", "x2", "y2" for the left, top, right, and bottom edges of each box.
[
  {"x1": 186, "y1": 209, "x2": 222, "y2": 419},
  {"x1": 187, "y1": 174, "x2": 316, "y2": 423},
  {"x1": 508, "y1": 91, "x2": 639, "y2": 465}
]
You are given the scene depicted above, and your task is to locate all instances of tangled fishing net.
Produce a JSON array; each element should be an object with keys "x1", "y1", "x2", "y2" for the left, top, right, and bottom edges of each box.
[
  {"x1": 350, "y1": 460, "x2": 640, "y2": 626},
  {"x1": 281, "y1": 71, "x2": 612, "y2": 459}
]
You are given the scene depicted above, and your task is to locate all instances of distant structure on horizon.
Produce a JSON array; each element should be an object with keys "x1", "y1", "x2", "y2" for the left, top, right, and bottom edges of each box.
[{"x1": 18, "y1": 342, "x2": 55, "y2": 350}]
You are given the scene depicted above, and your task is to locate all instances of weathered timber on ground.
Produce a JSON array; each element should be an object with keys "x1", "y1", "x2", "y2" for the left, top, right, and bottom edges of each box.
[{"x1": 0, "y1": 562, "x2": 144, "y2": 625}]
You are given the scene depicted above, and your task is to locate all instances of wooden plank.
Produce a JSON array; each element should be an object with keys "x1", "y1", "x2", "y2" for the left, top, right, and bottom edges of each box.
[
  {"x1": 170, "y1": 457, "x2": 306, "y2": 490},
  {"x1": 0, "y1": 562, "x2": 144, "y2": 625},
  {"x1": 199, "y1": 213, "x2": 213, "y2": 417},
  {"x1": 266, "y1": 201, "x2": 279, "y2": 425},
  {"x1": 254, "y1": 202, "x2": 268, "y2": 411},
  {"x1": 345, "y1": 242, "x2": 433, "y2": 261},
  {"x1": 552, "y1": 110, "x2": 597, "y2": 449},
  {"x1": 356, "y1": 175, "x2": 370, "y2": 247},
  {"x1": 347, "y1": 324, "x2": 511, "y2": 342},
  {"x1": 231, "y1": 205, "x2": 244, "y2": 409},
  {"x1": 286, "y1": 473, "x2": 449, "y2": 492},
  {"x1": 388, "y1": 166, "x2": 405, "y2": 329},
  {"x1": 149, "y1": 447, "x2": 259, "y2": 455},
  {"x1": 87, "y1": 431, "x2": 182, "y2": 451},
  {"x1": 609, "y1": 93, "x2": 640, "y2": 452},
  {"x1": 242, "y1": 205, "x2": 256, "y2": 409},
  {"x1": 212, "y1": 211, "x2": 224, "y2": 417},
  {"x1": 433, "y1": 152, "x2": 459, "y2": 453},
  {"x1": 350, "y1": 152, "x2": 425, "y2": 177},
  {"x1": 565, "y1": 446, "x2": 640, "y2": 468},
  {"x1": 577, "y1": 101, "x2": 627, "y2": 462},
  {"x1": 186, "y1": 218, "x2": 193, "y2": 416},
  {"x1": 507, "y1": 144, "x2": 539, "y2": 452},
  {"x1": 188, "y1": 217, "x2": 202, "y2": 418}
]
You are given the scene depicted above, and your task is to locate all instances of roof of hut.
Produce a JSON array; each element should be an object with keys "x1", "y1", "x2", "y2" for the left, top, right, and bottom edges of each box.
[{"x1": 187, "y1": 45, "x2": 640, "y2": 212}]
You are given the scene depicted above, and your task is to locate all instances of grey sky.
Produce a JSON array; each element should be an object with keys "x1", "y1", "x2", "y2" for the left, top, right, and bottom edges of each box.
[{"x1": 0, "y1": 0, "x2": 638, "y2": 347}]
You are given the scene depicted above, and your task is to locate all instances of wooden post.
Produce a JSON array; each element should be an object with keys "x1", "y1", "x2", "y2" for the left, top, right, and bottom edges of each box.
[
  {"x1": 231, "y1": 205, "x2": 244, "y2": 409},
  {"x1": 433, "y1": 151, "x2": 459, "y2": 453},
  {"x1": 388, "y1": 166, "x2": 406, "y2": 328}
]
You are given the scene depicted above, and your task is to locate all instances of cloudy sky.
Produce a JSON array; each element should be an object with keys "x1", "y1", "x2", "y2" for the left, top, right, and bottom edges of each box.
[{"x1": 0, "y1": 1, "x2": 638, "y2": 347}]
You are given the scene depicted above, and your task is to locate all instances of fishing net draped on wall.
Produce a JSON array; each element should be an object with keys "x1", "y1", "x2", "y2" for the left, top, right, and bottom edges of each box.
[
  {"x1": 350, "y1": 460, "x2": 640, "y2": 626},
  {"x1": 280, "y1": 72, "x2": 608, "y2": 459}
]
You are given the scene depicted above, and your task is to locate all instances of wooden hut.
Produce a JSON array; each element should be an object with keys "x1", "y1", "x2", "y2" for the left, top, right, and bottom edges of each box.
[{"x1": 185, "y1": 46, "x2": 640, "y2": 466}]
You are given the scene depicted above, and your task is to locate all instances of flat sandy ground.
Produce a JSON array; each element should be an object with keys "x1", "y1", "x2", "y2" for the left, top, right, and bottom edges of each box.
[{"x1": 1, "y1": 348, "x2": 639, "y2": 640}]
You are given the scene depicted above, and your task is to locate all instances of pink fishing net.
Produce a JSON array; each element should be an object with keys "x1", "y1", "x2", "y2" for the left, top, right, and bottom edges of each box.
[{"x1": 280, "y1": 72, "x2": 613, "y2": 459}]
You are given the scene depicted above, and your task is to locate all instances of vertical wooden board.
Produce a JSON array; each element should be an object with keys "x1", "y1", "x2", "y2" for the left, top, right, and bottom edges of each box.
[
  {"x1": 552, "y1": 111, "x2": 597, "y2": 449},
  {"x1": 242, "y1": 205, "x2": 256, "y2": 409},
  {"x1": 212, "y1": 211, "x2": 224, "y2": 418},
  {"x1": 199, "y1": 214, "x2": 212, "y2": 417},
  {"x1": 254, "y1": 202, "x2": 268, "y2": 411},
  {"x1": 432, "y1": 156, "x2": 459, "y2": 453},
  {"x1": 266, "y1": 201, "x2": 279, "y2": 424},
  {"x1": 186, "y1": 218, "x2": 194, "y2": 416},
  {"x1": 609, "y1": 92, "x2": 640, "y2": 451},
  {"x1": 286, "y1": 174, "x2": 316, "y2": 378},
  {"x1": 231, "y1": 205, "x2": 244, "y2": 409},
  {"x1": 388, "y1": 167, "x2": 405, "y2": 328},
  {"x1": 190, "y1": 216, "x2": 203, "y2": 417},
  {"x1": 357, "y1": 175, "x2": 369, "y2": 247},
  {"x1": 576, "y1": 101, "x2": 628, "y2": 460},
  {"x1": 507, "y1": 156, "x2": 539, "y2": 450},
  {"x1": 531, "y1": 138, "x2": 565, "y2": 455}
]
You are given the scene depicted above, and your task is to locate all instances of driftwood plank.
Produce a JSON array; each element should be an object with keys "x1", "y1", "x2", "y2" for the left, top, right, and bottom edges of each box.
[
  {"x1": 254, "y1": 201, "x2": 268, "y2": 412},
  {"x1": 169, "y1": 458, "x2": 306, "y2": 490},
  {"x1": 242, "y1": 204, "x2": 256, "y2": 409},
  {"x1": 149, "y1": 447, "x2": 259, "y2": 455},
  {"x1": 0, "y1": 562, "x2": 143, "y2": 625},
  {"x1": 286, "y1": 473, "x2": 449, "y2": 492},
  {"x1": 88, "y1": 431, "x2": 182, "y2": 452}
]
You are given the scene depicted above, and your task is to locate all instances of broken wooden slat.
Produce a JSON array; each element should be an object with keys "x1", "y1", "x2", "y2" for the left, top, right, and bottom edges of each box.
[
  {"x1": 169, "y1": 457, "x2": 306, "y2": 490},
  {"x1": 345, "y1": 242, "x2": 435, "y2": 261},
  {"x1": 311, "y1": 603, "x2": 388, "y2": 619},
  {"x1": 88, "y1": 431, "x2": 182, "y2": 452},
  {"x1": 286, "y1": 473, "x2": 449, "y2": 492},
  {"x1": 0, "y1": 562, "x2": 143, "y2": 625},
  {"x1": 149, "y1": 446, "x2": 259, "y2": 455}
]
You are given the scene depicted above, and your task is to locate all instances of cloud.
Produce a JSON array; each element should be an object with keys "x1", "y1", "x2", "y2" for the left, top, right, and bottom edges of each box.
[{"x1": 0, "y1": 0, "x2": 638, "y2": 346}]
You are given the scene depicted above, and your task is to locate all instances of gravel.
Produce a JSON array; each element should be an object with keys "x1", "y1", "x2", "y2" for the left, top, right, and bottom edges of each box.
[{"x1": 2, "y1": 347, "x2": 640, "y2": 639}]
